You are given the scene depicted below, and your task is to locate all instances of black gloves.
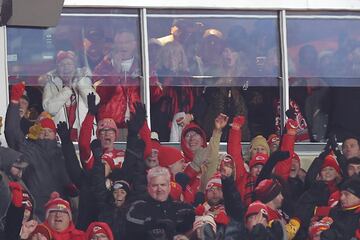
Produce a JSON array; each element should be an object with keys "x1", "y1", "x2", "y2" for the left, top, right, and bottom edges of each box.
[
  {"x1": 286, "y1": 108, "x2": 296, "y2": 120},
  {"x1": 175, "y1": 172, "x2": 190, "y2": 191},
  {"x1": 87, "y1": 92, "x2": 99, "y2": 116},
  {"x1": 90, "y1": 139, "x2": 103, "y2": 161},
  {"x1": 193, "y1": 192, "x2": 205, "y2": 207},
  {"x1": 271, "y1": 150, "x2": 290, "y2": 162},
  {"x1": 127, "y1": 102, "x2": 147, "y2": 135},
  {"x1": 57, "y1": 121, "x2": 70, "y2": 143}
]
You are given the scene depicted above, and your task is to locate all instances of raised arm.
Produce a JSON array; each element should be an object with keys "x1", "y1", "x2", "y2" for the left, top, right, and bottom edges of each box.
[
  {"x1": 78, "y1": 93, "x2": 98, "y2": 170},
  {"x1": 5, "y1": 83, "x2": 26, "y2": 150},
  {"x1": 200, "y1": 113, "x2": 228, "y2": 192},
  {"x1": 228, "y1": 116, "x2": 247, "y2": 183},
  {"x1": 57, "y1": 121, "x2": 84, "y2": 188},
  {"x1": 273, "y1": 111, "x2": 298, "y2": 181}
]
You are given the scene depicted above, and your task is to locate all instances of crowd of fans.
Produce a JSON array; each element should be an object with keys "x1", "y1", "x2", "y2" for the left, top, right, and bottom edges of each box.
[{"x1": 1, "y1": 21, "x2": 360, "y2": 240}]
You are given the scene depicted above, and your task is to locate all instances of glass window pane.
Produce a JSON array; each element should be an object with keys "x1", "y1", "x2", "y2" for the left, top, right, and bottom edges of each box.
[
  {"x1": 287, "y1": 13, "x2": 360, "y2": 142},
  {"x1": 7, "y1": 8, "x2": 141, "y2": 141},
  {"x1": 147, "y1": 10, "x2": 280, "y2": 142}
]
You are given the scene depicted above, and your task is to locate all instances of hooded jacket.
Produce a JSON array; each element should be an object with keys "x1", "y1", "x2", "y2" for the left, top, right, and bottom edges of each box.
[
  {"x1": 21, "y1": 139, "x2": 72, "y2": 221},
  {"x1": 44, "y1": 220, "x2": 85, "y2": 240},
  {"x1": 42, "y1": 68, "x2": 100, "y2": 139},
  {"x1": 0, "y1": 147, "x2": 28, "y2": 220}
]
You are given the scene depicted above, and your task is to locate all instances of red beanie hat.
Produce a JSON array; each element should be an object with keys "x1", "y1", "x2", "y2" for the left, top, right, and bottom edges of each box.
[
  {"x1": 220, "y1": 154, "x2": 234, "y2": 169},
  {"x1": 39, "y1": 118, "x2": 56, "y2": 133},
  {"x1": 255, "y1": 179, "x2": 282, "y2": 204},
  {"x1": 158, "y1": 146, "x2": 184, "y2": 167},
  {"x1": 86, "y1": 222, "x2": 114, "y2": 240},
  {"x1": 206, "y1": 173, "x2": 222, "y2": 192},
  {"x1": 267, "y1": 134, "x2": 280, "y2": 146},
  {"x1": 96, "y1": 118, "x2": 119, "y2": 138},
  {"x1": 245, "y1": 201, "x2": 269, "y2": 220},
  {"x1": 56, "y1": 50, "x2": 76, "y2": 64},
  {"x1": 321, "y1": 154, "x2": 341, "y2": 174},
  {"x1": 45, "y1": 192, "x2": 72, "y2": 220},
  {"x1": 151, "y1": 140, "x2": 161, "y2": 152},
  {"x1": 170, "y1": 181, "x2": 183, "y2": 201},
  {"x1": 249, "y1": 153, "x2": 269, "y2": 169},
  {"x1": 29, "y1": 224, "x2": 53, "y2": 240}
]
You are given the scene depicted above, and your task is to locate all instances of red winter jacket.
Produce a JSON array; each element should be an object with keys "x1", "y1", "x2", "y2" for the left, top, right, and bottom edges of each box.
[
  {"x1": 44, "y1": 221, "x2": 85, "y2": 240},
  {"x1": 227, "y1": 126, "x2": 254, "y2": 206},
  {"x1": 274, "y1": 133, "x2": 296, "y2": 181},
  {"x1": 227, "y1": 126, "x2": 295, "y2": 206},
  {"x1": 93, "y1": 57, "x2": 141, "y2": 128}
]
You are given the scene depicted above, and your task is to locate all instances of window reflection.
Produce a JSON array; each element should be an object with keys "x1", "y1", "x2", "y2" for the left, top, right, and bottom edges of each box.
[
  {"x1": 7, "y1": 9, "x2": 141, "y2": 141},
  {"x1": 287, "y1": 16, "x2": 360, "y2": 142},
  {"x1": 148, "y1": 12, "x2": 280, "y2": 142}
]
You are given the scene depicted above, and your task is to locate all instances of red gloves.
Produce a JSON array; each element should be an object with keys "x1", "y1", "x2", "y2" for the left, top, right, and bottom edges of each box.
[
  {"x1": 214, "y1": 211, "x2": 230, "y2": 225},
  {"x1": 10, "y1": 82, "x2": 25, "y2": 102},
  {"x1": 8, "y1": 181, "x2": 23, "y2": 207},
  {"x1": 195, "y1": 204, "x2": 205, "y2": 216},
  {"x1": 231, "y1": 115, "x2": 246, "y2": 131}
]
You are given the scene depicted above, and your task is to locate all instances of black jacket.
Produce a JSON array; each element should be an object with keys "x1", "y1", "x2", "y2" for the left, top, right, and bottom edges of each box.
[
  {"x1": 321, "y1": 206, "x2": 360, "y2": 240},
  {"x1": 124, "y1": 196, "x2": 195, "y2": 240}
]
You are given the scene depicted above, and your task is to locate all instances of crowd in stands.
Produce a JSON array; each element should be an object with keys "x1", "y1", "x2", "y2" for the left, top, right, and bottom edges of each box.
[{"x1": 1, "y1": 22, "x2": 360, "y2": 240}]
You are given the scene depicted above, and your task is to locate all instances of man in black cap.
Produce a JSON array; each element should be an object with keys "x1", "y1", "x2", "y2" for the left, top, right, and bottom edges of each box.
[
  {"x1": 346, "y1": 157, "x2": 360, "y2": 177},
  {"x1": 321, "y1": 175, "x2": 360, "y2": 239}
]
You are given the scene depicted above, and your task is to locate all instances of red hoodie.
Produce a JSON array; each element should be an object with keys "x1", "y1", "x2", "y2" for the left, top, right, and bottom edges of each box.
[
  {"x1": 44, "y1": 221, "x2": 85, "y2": 240},
  {"x1": 180, "y1": 123, "x2": 207, "y2": 203}
]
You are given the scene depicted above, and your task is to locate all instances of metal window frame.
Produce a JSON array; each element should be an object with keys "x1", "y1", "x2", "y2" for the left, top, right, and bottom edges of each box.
[{"x1": 1, "y1": 7, "x2": 357, "y2": 151}]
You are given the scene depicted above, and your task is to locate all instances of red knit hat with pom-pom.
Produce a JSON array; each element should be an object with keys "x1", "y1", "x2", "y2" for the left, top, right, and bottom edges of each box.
[{"x1": 45, "y1": 192, "x2": 72, "y2": 220}]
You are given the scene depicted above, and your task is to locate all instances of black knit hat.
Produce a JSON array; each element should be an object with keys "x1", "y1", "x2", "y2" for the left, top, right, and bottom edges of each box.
[
  {"x1": 347, "y1": 157, "x2": 360, "y2": 165},
  {"x1": 112, "y1": 180, "x2": 130, "y2": 195},
  {"x1": 254, "y1": 178, "x2": 282, "y2": 204},
  {"x1": 340, "y1": 175, "x2": 360, "y2": 199}
]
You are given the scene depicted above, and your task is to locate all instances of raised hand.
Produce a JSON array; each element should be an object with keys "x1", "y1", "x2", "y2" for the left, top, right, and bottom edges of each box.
[
  {"x1": 127, "y1": 102, "x2": 147, "y2": 135},
  {"x1": 90, "y1": 139, "x2": 103, "y2": 161},
  {"x1": 87, "y1": 92, "x2": 99, "y2": 116},
  {"x1": 11, "y1": 82, "x2": 25, "y2": 102},
  {"x1": 57, "y1": 121, "x2": 70, "y2": 143},
  {"x1": 231, "y1": 115, "x2": 246, "y2": 131},
  {"x1": 214, "y1": 113, "x2": 229, "y2": 130}
]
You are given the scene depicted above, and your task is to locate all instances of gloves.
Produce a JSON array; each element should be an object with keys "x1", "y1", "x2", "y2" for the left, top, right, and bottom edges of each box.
[
  {"x1": 11, "y1": 82, "x2": 25, "y2": 102},
  {"x1": 193, "y1": 192, "x2": 205, "y2": 207},
  {"x1": 286, "y1": 108, "x2": 296, "y2": 120},
  {"x1": 270, "y1": 150, "x2": 290, "y2": 163},
  {"x1": 8, "y1": 181, "x2": 23, "y2": 207},
  {"x1": 231, "y1": 115, "x2": 246, "y2": 131},
  {"x1": 175, "y1": 172, "x2": 190, "y2": 191},
  {"x1": 285, "y1": 218, "x2": 301, "y2": 240},
  {"x1": 127, "y1": 102, "x2": 147, "y2": 135},
  {"x1": 195, "y1": 204, "x2": 205, "y2": 216},
  {"x1": 90, "y1": 139, "x2": 103, "y2": 161},
  {"x1": 87, "y1": 92, "x2": 99, "y2": 116},
  {"x1": 190, "y1": 148, "x2": 209, "y2": 172},
  {"x1": 57, "y1": 121, "x2": 71, "y2": 143},
  {"x1": 214, "y1": 211, "x2": 229, "y2": 225}
]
